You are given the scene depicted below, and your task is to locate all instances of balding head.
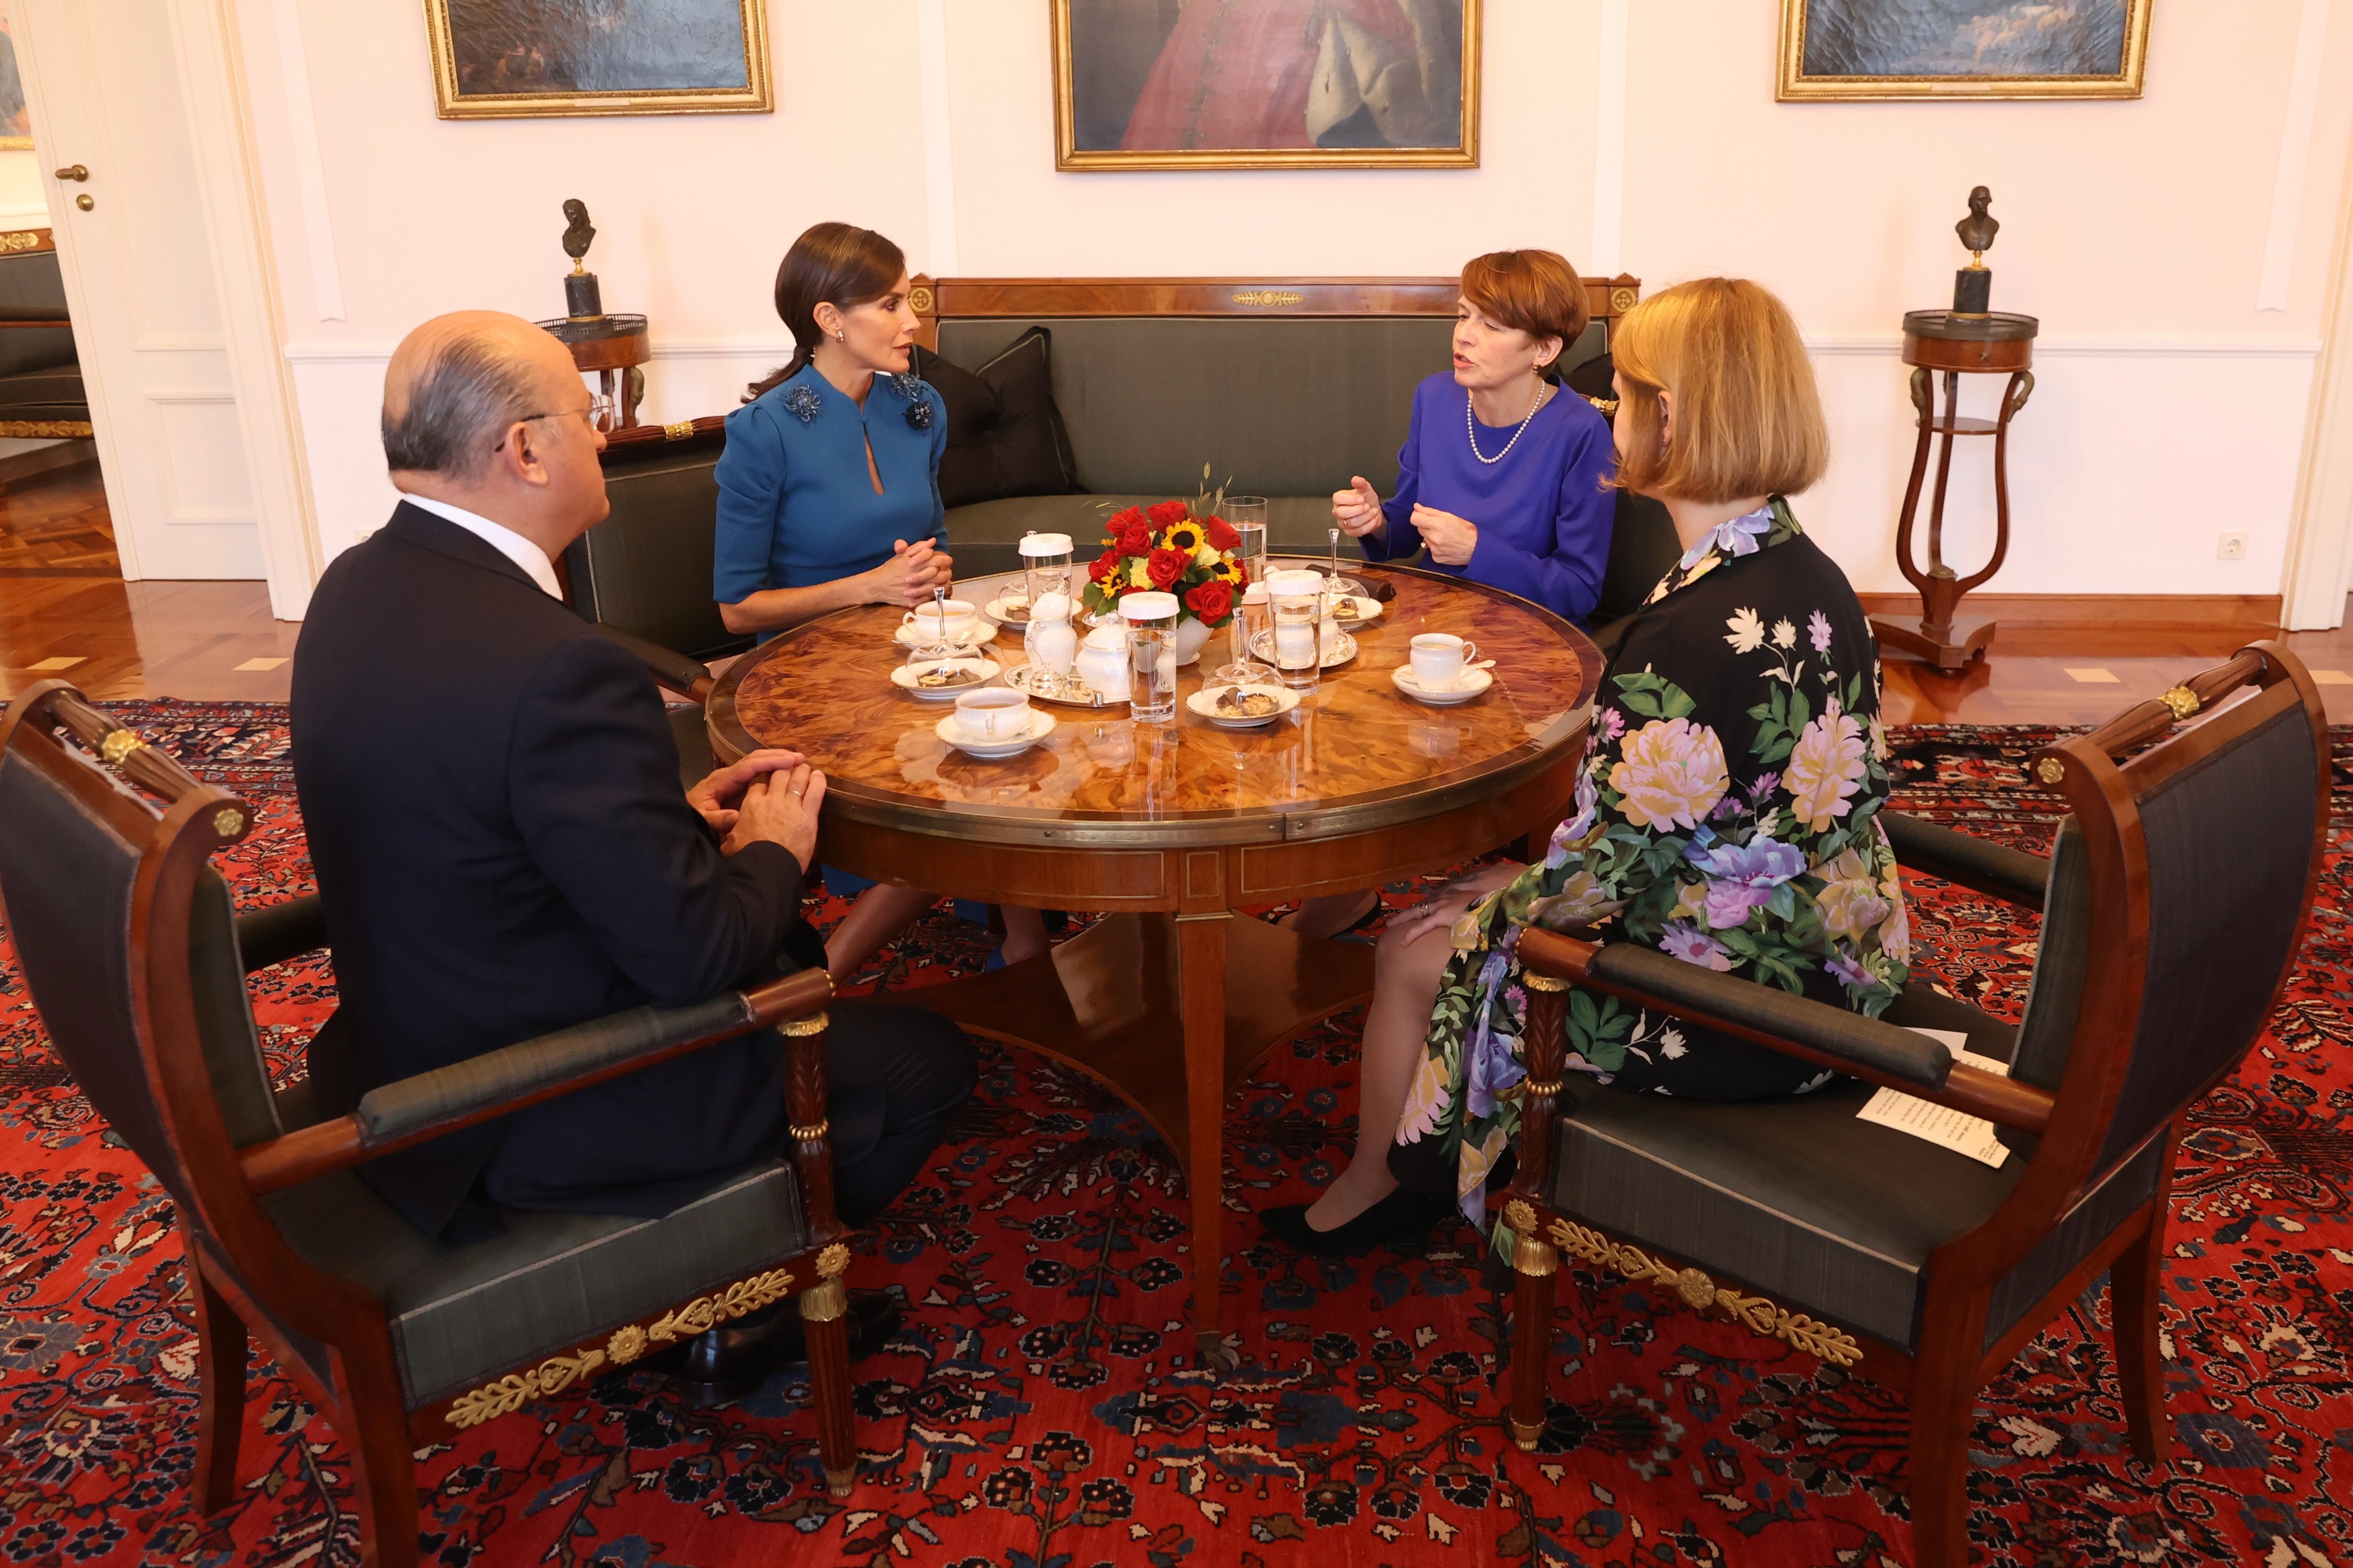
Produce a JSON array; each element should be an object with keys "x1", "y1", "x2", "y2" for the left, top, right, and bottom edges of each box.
[
  {"x1": 382, "y1": 310, "x2": 610, "y2": 553},
  {"x1": 382, "y1": 311, "x2": 577, "y2": 480}
]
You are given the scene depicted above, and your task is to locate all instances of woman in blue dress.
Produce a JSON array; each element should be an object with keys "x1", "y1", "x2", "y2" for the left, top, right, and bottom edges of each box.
[
  {"x1": 1285, "y1": 249, "x2": 1618, "y2": 941},
  {"x1": 715, "y1": 222, "x2": 1046, "y2": 978}
]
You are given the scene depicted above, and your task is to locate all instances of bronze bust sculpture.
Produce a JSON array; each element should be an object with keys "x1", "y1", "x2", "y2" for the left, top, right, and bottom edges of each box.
[
  {"x1": 1956, "y1": 186, "x2": 1999, "y2": 260},
  {"x1": 561, "y1": 199, "x2": 602, "y2": 320}
]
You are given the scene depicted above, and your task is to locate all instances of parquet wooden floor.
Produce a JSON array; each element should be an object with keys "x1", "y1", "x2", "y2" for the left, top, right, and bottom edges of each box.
[
  {"x1": 6, "y1": 465, "x2": 2353, "y2": 724},
  {"x1": 0, "y1": 451, "x2": 117, "y2": 577}
]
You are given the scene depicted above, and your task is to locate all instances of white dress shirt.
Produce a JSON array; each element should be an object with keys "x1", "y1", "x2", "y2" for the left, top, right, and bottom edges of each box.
[{"x1": 401, "y1": 494, "x2": 562, "y2": 600}]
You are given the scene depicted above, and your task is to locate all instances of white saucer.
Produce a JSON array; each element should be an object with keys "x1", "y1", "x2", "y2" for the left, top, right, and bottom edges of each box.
[
  {"x1": 1248, "y1": 628, "x2": 1358, "y2": 669},
  {"x1": 983, "y1": 596, "x2": 1031, "y2": 625},
  {"x1": 1329, "y1": 594, "x2": 1382, "y2": 626},
  {"x1": 895, "y1": 620, "x2": 997, "y2": 649},
  {"x1": 1004, "y1": 662, "x2": 1126, "y2": 708},
  {"x1": 935, "y1": 708, "x2": 1056, "y2": 758},
  {"x1": 890, "y1": 656, "x2": 1002, "y2": 700},
  {"x1": 1392, "y1": 665, "x2": 1493, "y2": 705},
  {"x1": 1186, "y1": 683, "x2": 1301, "y2": 729}
]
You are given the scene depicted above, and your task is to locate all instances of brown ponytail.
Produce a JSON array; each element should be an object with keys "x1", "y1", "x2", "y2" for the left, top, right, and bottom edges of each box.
[{"x1": 745, "y1": 222, "x2": 908, "y2": 401}]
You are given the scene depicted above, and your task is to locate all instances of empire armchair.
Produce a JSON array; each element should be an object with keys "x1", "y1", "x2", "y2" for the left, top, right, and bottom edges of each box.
[
  {"x1": 1495, "y1": 643, "x2": 2328, "y2": 1568},
  {"x1": 0, "y1": 683, "x2": 859, "y2": 1568}
]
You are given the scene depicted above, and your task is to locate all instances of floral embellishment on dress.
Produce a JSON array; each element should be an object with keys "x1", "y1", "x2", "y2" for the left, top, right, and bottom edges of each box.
[
  {"x1": 1808, "y1": 610, "x2": 1834, "y2": 654},
  {"x1": 782, "y1": 384, "x2": 822, "y2": 423},
  {"x1": 888, "y1": 372, "x2": 935, "y2": 429},
  {"x1": 1659, "y1": 922, "x2": 1734, "y2": 971},
  {"x1": 1783, "y1": 697, "x2": 1868, "y2": 831},
  {"x1": 1608, "y1": 716, "x2": 1729, "y2": 831},
  {"x1": 1685, "y1": 833, "x2": 1808, "y2": 928}
]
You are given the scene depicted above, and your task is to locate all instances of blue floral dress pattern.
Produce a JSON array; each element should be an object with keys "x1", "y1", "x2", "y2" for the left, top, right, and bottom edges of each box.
[{"x1": 1386, "y1": 499, "x2": 1910, "y2": 1261}]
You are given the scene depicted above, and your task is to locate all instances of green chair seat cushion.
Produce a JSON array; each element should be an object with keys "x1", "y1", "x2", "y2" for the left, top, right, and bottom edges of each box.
[
  {"x1": 266, "y1": 1157, "x2": 807, "y2": 1407},
  {"x1": 1544, "y1": 987, "x2": 2023, "y2": 1351},
  {"x1": 945, "y1": 494, "x2": 1345, "y2": 579}
]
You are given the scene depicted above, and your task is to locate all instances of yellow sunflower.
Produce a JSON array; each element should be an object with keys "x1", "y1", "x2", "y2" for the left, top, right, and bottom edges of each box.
[
  {"x1": 1210, "y1": 557, "x2": 1243, "y2": 585},
  {"x1": 1159, "y1": 519, "x2": 1205, "y2": 555}
]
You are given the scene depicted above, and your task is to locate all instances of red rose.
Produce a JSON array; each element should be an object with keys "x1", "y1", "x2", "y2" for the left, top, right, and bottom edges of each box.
[
  {"x1": 1147, "y1": 547, "x2": 1189, "y2": 590},
  {"x1": 1185, "y1": 579, "x2": 1234, "y2": 623},
  {"x1": 1203, "y1": 515, "x2": 1240, "y2": 551},
  {"x1": 1105, "y1": 506, "x2": 1147, "y2": 535},
  {"x1": 1146, "y1": 499, "x2": 1191, "y2": 528},
  {"x1": 1118, "y1": 526, "x2": 1152, "y2": 557},
  {"x1": 1232, "y1": 560, "x2": 1249, "y2": 589},
  {"x1": 1088, "y1": 547, "x2": 1121, "y2": 584}
]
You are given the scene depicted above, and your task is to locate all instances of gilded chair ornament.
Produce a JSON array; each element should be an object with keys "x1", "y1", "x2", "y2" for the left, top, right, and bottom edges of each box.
[
  {"x1": 2035, "y1": 757, "x2": 2065, "y2": 785},
  {"x1": 443, "y1": 1264, "x2": 796, "y2": 1427},
  {"x1": 99, "y1": 731, "x2": 146, "y2": 766},
  {"x1": 817, "y1": 1242, "x2": 852, "y2": 1277},
  {"x1": 780, "y1": 1013, "x2": 830, "y2": 1036},
  {"x1": 1545, "y1": 1216, "x2": 1862, "y2": 1367},
  {"x1": 663, "y1": 420, "x2": 696, "y2": 441},
  {"x1": 2160, "y1": 685, "x2": 2200, "y2": 720},
  {"x1": 1522, "y1": 971, "x2": 1569, "y2": 993},
  {"x1": 212, "y1": 809, "x2": 246, "y2": 839},
  {"x1": 788, "y1": 1119, "x2": 830, "y2": 1142}
]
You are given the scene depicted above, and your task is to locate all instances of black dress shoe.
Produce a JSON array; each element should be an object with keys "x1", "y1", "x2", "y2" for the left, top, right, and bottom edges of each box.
[
  {"x1": 649, "y1": 1289, "x2": 905, "y2": 1407},
  {"x1": 1261, "y1": 1188, "x2": 1446, "y2": 1258}
]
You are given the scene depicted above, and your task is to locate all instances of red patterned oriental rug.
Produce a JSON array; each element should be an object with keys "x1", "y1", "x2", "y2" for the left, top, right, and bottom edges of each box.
[{"x1": 1, "y1": 702, "x2": 2349, "y2": 1568}]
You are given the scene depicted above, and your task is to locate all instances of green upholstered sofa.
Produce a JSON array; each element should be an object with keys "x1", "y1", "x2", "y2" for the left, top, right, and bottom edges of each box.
[{"x1": 912, "y1": 275, "x2": 1676, "y2": 632}]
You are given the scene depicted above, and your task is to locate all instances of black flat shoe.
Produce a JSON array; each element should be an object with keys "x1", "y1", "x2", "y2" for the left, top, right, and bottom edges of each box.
[
  {"x1": 1262, "y1": 1188, "x2": 1445, "y2": 1258},
  {"x1": 646, "y1": 1288, "x2": 904, "y2": 1407}
]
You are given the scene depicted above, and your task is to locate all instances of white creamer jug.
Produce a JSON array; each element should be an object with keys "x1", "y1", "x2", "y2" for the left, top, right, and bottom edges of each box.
[{"x1": 1025, "y1": 592, "x2": 1078, "y2": 675}]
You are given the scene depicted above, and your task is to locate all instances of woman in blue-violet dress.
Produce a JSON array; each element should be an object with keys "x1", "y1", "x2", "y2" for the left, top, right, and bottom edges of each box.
[
  {"x1": 1264, "y1": 278, "x2": 1910, "y2": 1258},
  {"x1": 714, "y1": 222, "x2": 1047, "y2": 979},
  {"x1": 1286, "y1": 248, "x2": 1618, "y2": 943}
]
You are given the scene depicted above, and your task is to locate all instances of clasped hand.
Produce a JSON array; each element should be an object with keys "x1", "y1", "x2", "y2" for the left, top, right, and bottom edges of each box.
[
  {"x1": 689, "y1": 748, "x2": 827, "y2": 870},
  {"x1": 1408, "y1": 504, "x2": 1479, "y2": 566},
  {"x1": 871, "y1": 537, "x2": 955, "y2": 607}
]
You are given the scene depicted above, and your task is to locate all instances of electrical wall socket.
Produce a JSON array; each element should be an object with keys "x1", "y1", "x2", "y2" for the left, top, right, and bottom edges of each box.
[{"x1": 2217, "y1": 532, "x2": 2249, "y2": 561}]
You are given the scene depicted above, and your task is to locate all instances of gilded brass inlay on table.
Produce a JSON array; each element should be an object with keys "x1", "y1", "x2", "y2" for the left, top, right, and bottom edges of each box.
[{"x1": 707, "y1": 559, "x2": 1601, "y2": 1369}]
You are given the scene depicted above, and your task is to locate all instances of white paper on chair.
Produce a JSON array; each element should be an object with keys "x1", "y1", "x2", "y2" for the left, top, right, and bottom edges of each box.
[{"x1": 1856, "y1": 1029, "x2": 2012, "y2": 1168}]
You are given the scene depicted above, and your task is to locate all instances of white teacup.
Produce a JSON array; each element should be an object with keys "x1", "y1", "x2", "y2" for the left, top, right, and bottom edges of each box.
[
  {"x1": 905, "y1": 598, "x2": 980, "y2": 643},
  {"x1": 953, "y1": 687, "x2": 1032, "y2": 740},
  {"x1": 1410, "y1": 632, "x2": 1478, "y2": 691}
]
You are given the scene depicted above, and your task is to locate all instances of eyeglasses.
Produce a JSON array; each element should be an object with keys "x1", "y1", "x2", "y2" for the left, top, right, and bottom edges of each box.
[{"x1": 494, "y1": 393, "x2": 614, "y2": 450}]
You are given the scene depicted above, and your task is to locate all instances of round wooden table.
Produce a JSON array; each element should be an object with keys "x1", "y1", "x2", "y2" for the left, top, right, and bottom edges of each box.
[{"x1": 709, "y1": 560, "x2": 1602, "y2": 1366}]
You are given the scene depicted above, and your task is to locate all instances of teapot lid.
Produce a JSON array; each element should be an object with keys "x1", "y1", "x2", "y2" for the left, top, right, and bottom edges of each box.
[
  {"x1": 1081, "y1": 622, "x2": 1127, "y2": 648},
  {"x1": 1030, "y1": 590, "x2": 1074, "y2": 622}
]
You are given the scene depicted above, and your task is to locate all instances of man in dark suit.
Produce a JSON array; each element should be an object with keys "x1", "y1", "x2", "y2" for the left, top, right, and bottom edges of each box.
[{"x1": 293, "y1": 311, "x2": 974, "y2": 1396}]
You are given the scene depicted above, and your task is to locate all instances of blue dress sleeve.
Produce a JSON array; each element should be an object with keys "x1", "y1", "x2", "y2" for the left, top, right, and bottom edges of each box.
[
  {"x1": 712, "y1": 401, "x2": 785, "y2": 605},
  {"x1": 1464, "y1": 411, "x2": 1614, "y2": 623},
  {"x1": 1365, "y1": 387, "x2": 1426, "y2": 563}
]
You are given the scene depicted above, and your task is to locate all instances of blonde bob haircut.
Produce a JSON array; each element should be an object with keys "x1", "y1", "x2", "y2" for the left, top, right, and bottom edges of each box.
[{"x1": 1611, "y1": 277, "x2": 1827, "y2": 504}]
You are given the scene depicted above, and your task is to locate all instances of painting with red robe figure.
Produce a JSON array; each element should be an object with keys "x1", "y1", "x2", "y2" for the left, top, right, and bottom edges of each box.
[{"x1": 1055, "y1": 0, "x2": 1477, "y2": 170}]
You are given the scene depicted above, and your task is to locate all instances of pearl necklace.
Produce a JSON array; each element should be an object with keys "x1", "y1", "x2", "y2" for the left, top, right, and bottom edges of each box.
[{"x1": 1465, "y1": 380, "x2": 1551, "y2": 465}]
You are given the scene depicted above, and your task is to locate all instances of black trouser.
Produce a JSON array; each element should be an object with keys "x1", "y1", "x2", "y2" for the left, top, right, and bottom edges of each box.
[{"x1": 820, "y1": 1000, "x2": 976, "y2": 1226}]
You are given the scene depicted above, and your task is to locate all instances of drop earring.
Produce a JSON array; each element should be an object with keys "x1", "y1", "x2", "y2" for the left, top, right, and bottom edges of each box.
[{"x1": 835, "y1": 330, "x2": 846, "y2": 342}]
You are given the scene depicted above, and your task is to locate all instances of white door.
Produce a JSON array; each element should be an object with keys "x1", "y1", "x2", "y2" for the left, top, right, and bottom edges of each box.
[{"x1": 14, "y1": 0, "x2": 263, "y2": 580}]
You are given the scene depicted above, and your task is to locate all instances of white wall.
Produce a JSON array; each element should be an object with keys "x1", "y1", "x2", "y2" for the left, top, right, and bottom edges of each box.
[
  {"x1": 0, "y1": 150, "x2": 51, "y2": 227},
  {"x1": 238, "y1": 0, "x2": 2353, "y2": 598}
]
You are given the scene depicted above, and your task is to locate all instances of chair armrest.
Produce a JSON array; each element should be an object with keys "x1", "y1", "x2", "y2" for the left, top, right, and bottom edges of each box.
[
  {"x1": 1515, "y1": 927, "x2": 2055, "y2": 1131},
  {"x1": 1880, "y1": 810, "x2": 2047, "y2": 910},
  {"x1": 238, "y1": 967, "x2": 833, "y2": 1194},
  {"x1": 596, "y1": 624, "x2": 714, "y2": 704},
  {"x1": 236, "y1": 894, "x2": 329, "y2": 972}
]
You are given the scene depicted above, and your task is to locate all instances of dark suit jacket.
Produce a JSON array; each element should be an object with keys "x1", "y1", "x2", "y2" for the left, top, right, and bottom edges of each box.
[{"x1": 292, "y1": 501, "x2": 810, "y2": 1241}]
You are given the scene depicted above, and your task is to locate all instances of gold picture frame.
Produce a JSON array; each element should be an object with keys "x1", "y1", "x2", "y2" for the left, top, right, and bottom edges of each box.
[
  {"x1": 1052, "y1": 0, "x2": 1480, "y2": 171},
  {"x1": 0, "y1": 140, "x2": 30, "y2": 153},
  {"x1": 423, "y1": 0, "x2": 772, "y2": 120},
  {"x1": 1777, "y1": 0, "x2": 2150, "y2": 102}
]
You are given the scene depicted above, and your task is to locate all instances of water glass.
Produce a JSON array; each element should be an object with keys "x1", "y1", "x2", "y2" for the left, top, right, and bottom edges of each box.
[
  {"x1": 1265, "y1": 569, "x2": 1327, "y2": 691},
  {"x1": 1209, "y1": 582, "x2": 1271, "y2": 687},
  {"x1": 1223, "y1": 496, "x2": 1269, "y2": 585},
  {"x1": 1019, "y1": 531, "x2": 1073, "y2": 613},
  {"x1": 1120, "y1": 590, "x2": 1181, "y2": 722}
]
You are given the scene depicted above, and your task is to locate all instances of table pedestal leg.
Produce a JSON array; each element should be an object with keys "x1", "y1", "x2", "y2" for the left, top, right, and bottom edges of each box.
[{"x1": 1176, "y1": 913, "x2": 1234, "y2": 1370}]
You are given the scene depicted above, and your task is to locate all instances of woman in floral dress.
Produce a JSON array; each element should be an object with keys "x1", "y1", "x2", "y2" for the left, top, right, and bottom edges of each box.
[{"x1": 1263, "y1": 278, "x2": 1909, "y2": 1259}]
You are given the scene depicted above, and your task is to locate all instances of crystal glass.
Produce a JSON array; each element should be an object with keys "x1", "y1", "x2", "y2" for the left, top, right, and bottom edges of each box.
[
  {"x1": 1264, "y1": 569, "x2": 1327, "y2": 691},
  {"x1": 1223, "y1": 496, "x2": 1269, "y2": 586},
  {"x1": 1120, "y1": 590, "x2": 1181, "y2": 722},
  {"x1": 1018, "y1": 531, "x2": 1074, "y2": 618},
  {"x1": 1207, "y1": 582, "x2": 1271, "y2": 688}
]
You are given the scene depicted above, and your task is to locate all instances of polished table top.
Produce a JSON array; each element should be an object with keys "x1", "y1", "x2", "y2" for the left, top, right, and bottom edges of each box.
[{"x1": 708, "y1": 560, "x2": 1602, "y2": 848}]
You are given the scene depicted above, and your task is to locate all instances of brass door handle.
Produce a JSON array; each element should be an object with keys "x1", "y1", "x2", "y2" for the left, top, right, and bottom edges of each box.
[{"x1": 53, "y1": 165, "x2": 88, "y2": 182}]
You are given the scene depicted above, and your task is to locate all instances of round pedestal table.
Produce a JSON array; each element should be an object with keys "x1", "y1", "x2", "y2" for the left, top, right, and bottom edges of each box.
[{"x1": 707, "y1": 560, "x2": 1602, "y2": 1367}]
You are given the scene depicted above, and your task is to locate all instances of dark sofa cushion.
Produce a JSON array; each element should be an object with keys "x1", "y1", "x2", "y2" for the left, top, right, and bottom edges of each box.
[{"x1": 913, "y1": 327, "x2": 1081, "y2": 509}]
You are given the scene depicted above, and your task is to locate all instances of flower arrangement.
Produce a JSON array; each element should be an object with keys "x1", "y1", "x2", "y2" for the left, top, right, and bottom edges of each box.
[{"x1": 1081, "y1": 474, "x2": 1248, "y2": 627}]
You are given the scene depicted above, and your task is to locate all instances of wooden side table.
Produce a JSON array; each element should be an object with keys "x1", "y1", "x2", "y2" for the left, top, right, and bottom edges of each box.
[
  {"x1": 536, "y1": 312, "x2": 649, "y2": 431},
  {"x1": 1869, "y1": 309, "x2": 2038, "y2": 671}
]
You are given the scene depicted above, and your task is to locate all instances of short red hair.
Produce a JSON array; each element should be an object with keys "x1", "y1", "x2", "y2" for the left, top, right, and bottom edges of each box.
[{"x1": 1460, "y1": 250, "x2": 1590, "y2": 368}]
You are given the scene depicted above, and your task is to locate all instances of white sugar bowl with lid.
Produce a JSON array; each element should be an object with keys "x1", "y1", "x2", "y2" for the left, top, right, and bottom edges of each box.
[{"x1": 1075, "y1": 621, "x2": 1131, "y2": 700}]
